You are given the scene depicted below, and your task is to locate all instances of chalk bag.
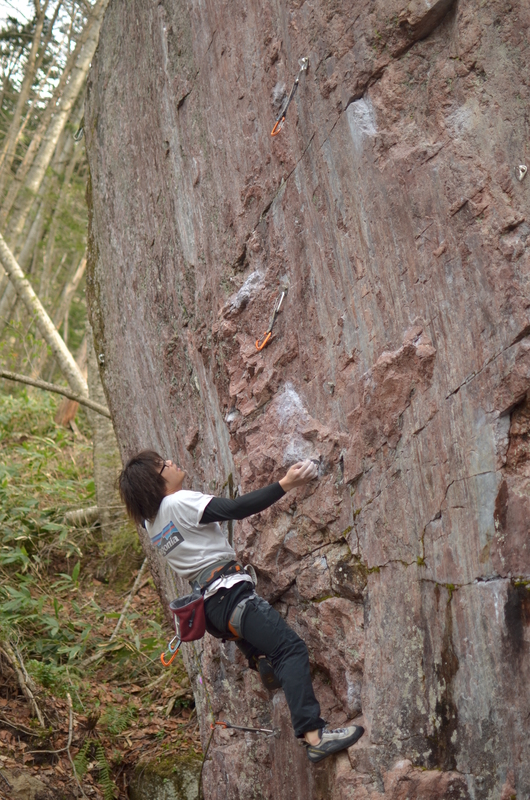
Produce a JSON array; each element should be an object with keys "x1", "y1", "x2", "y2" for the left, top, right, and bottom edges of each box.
[{"x1": 169, "y1": 592, "x2": 206, "y2": 642}]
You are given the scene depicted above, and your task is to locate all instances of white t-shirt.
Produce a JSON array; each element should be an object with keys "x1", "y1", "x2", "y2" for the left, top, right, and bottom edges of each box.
[{"x1": 145, "y1": 490, "x2": 252, "y2": 597}]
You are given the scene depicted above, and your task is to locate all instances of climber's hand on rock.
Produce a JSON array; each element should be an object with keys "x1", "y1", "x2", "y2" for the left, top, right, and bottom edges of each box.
[{"x1": 279, "y1": 460, "x2": 318, "y2": 492}]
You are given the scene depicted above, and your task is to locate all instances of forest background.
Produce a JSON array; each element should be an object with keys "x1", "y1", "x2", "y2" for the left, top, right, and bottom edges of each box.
[{"x1": 0, "y1": 2, "x2": 200, "y2": 798}]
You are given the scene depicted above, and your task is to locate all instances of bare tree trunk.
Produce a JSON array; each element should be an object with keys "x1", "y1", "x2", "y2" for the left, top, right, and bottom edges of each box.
[
  {"x1": 27, "y1": 252, "x2": 87, "y2": 382},
  {"x1": 55, "y1": 254, "x2": 86, "y2": 329},
  {"x1": 0, "y1": 0, "x2": 96, "y2": 226},
  {"x1": 0, "y1": 96, "x2": 83, "y2": 331},
  {"x1": 0, "y1": 174, "x2": 50, "y2": 330},
  {"x1": 0, "y1": 1, "x2": 62, "y2": 186},
  {"x1": 4, "y1": 0, "x2": 109, "y2": 243},
  {"x1": 40, "y1": 135, "x2": 85, "y2": 299},
  {"x1": 1, "y1": 55, "x2": 59, "y2": 178},
  {"x1": 54, "y1": 333, "x2": 87, "y2": 425},
  {"x1": 0, "y1": 232, "x2": 88, "y2": 398},
  {"x1": 0, "y1": 1, "x2": 50, "y2": 190},
  {"x1": 86, "y1": 323, "x2": 123, "y2": 541}
]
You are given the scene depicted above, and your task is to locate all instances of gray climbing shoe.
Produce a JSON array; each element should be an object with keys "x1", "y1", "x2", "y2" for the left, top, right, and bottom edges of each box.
[{"x1": 305, "y1": 725, "x2": 364, "y2": 763}]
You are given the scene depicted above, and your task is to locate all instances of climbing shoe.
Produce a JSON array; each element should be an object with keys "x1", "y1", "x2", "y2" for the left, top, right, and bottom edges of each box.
[
  {"x1": 305, "y1": 725, "x2": 364, "y2": 763},
  {"x1": 257, "y1": 656, "x2": 282, "y2": 690}
]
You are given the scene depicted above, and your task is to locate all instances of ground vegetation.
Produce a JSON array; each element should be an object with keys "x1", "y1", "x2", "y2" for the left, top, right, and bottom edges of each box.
[{"x1": 0, "y1": 392, "x2": 201, "y2": 798}]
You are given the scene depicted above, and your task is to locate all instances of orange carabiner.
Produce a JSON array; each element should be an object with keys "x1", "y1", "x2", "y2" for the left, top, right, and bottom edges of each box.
[
  {"x1": 160, "y1": 648, "x2": 179, "y2": 667},
  {"x1": 271, "y1": 117, "x2": 285, "y2": 137},
  {"x1": 255, "y1": 331, "x2": 272, "y2": 351},
  {"x1": 160, "y1": 634, "x2": 181, "y2": 666}
]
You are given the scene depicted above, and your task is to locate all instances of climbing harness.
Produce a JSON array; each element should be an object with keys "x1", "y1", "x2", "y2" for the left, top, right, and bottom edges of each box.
[
  {"x1": 271, "y1": 57, "x2": 309, "y2": 136},
  {"x1": 160, "y1": 562, "x2": 258, "y2": 664},
  {"x1": 194, "y1": 559, "x2": 247, "y2": 589},
  {"x1": 226, "y1": 592, "x2": 256, "y2": 638},
  {"x1": 255, "y1": 289, "x2": 287, "y2": 351}
]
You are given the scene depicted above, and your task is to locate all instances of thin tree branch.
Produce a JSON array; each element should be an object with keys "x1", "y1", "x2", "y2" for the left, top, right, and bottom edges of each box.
[
  {"x1": 66, "y1": 692, "x2": 89, "y2": 800},
  {"x1": 0, "y1": 768, "x2": 12, "y2": 789},
  {"x1": 81, "y1": 559, "x2": 150, "y2": 667},
  {"x1": 109, "y1": 558, "x2": 149, "y2": 643},
  {"x1": 0, "y1": 640, "x2": 45, "y2": 728},
  {"x1": 0, "y1": 714, "x2": 40, "y2": 736},
  {"x1": 0, "y1": 370, "x2": 111, "y2": 417}
]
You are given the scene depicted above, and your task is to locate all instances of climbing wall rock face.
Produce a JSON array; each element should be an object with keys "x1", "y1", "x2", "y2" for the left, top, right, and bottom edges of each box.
[{"x1": 85, "y1": 0, "x2": 530, "y2": 797}]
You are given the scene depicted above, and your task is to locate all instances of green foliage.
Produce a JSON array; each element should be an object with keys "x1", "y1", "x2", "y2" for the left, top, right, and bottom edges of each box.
[
  {"x1": 0, "y1": 392, "x2": 95, "y2": 664},
  {"x1": 26, "y1": 659, "x2": 71, "y2": 694},
  {"x1": 0, "y1": 393, "x2": 167, "y2": 684},
  {"x1": 73, "y1": 739, "x2": 91, "y2": 779},
  {"x1": 102, "y1": 520, "x2": 143, "y2": 562},
  {"x1": 100, "y1": 704, "x2": 137, "y2": 736},
  {"x1": 73, "y1": 738, "x2": 116, "y2": 799},
  {"x1": 0, "y1": 393, "x2": 93, "y2": 558},
  {"x1": 96, "y1": 739, "x2": 115, "y2": 800}
]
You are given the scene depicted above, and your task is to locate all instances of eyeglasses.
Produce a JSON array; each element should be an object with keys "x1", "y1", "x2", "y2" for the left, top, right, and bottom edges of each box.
[{"x1": 159, "y1": 460, "x2": 170, "y2": 476}]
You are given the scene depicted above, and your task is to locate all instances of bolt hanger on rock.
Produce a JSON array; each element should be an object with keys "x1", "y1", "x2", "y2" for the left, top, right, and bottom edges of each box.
[
  {"x1": 271, "y1": 57, "x2": 309, "y2": 136},
  {"x1": 517, "y1": 164, "x2": 527, "y2": 181},
  {"x1": 255, "y1": 288, "x2": 288, "y2": 351}
]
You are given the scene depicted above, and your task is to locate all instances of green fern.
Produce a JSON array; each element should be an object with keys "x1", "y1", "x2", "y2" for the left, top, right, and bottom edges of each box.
[
  {"x1": 74, "y1": 738, "x2": 116, "y2": 799},
  {"x1": 95, "y1": 740, "x2": 115, "y2": 800},
  {"x1": 100, "y1": 704, "x2": 137, "y2": 736},
  {"x1": 73, "y1": 739, "x2": 91, "y2": 779}
]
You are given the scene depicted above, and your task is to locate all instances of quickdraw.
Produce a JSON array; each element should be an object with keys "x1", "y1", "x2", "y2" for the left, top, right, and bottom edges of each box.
[
  {"x1": 160, "y1": 634, "x2": 181, "y2": 667},
  {"x1": 211, "y1": 720, "x2": 279, "y2": 736},
  {"x1": 255, "y1": 289, "x2": 287, "y2": 351},
  {"x1": 271, "y1": 57, "x2": 309, "y2": 137}
]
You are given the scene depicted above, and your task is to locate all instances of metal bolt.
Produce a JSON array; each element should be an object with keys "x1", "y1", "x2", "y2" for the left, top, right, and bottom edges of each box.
[{"x1": 516, "y1": 165, "x2": 527, "y2": 182}]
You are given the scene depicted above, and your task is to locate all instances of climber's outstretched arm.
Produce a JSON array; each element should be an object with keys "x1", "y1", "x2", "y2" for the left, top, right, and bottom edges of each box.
[{"x1": 200, "y1": 459, "x2": 317, "y2": 523}]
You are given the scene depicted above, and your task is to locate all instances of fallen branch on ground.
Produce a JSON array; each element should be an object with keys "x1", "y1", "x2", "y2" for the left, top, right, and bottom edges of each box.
[
  {"x1": 0, "y1": 768, "x2": 12, "y2": 789},
  {"x1": 0, "y1": 715, "x2": 40, "y2": 736}
]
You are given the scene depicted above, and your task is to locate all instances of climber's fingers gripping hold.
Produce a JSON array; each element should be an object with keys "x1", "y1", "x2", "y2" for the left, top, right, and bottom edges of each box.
[{"x1": 279, "y1": 459, "x2": 318, "y2": 492}]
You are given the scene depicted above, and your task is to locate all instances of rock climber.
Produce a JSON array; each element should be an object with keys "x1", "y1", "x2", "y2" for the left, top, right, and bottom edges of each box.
[{"x1": 118, "y1": 450, "x2": 364, "y2": 763}]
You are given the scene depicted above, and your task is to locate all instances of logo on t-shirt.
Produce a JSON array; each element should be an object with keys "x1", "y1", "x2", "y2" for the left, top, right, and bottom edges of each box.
[{"x1": 151, "y1": 521, "x2": 184, "y2": 557}]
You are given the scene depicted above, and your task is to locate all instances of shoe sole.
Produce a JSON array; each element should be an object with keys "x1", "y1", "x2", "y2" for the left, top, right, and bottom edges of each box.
[{"x1": 307, "y1": 726, "x2": 365, "y2": 763}]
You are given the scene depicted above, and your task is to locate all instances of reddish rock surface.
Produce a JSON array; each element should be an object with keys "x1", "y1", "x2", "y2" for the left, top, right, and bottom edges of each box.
[{"x1": 85, "y1": 0, "x2": 530, "y2": 797}]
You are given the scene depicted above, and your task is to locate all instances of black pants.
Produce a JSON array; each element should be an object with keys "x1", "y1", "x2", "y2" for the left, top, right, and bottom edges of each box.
[{"x1": 204, "y1": 582, "x2": 325, "y2": 738}]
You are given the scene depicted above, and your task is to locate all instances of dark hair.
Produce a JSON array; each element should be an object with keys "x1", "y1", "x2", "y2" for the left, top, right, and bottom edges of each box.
[{"x1": 118, "y1": 450, "x2": 167, "y2": 525}]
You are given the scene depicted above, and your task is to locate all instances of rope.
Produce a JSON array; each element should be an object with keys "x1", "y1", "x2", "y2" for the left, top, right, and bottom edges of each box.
[{"x1": 190, "y1": 643, "x2": 216, "y2": 800}]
